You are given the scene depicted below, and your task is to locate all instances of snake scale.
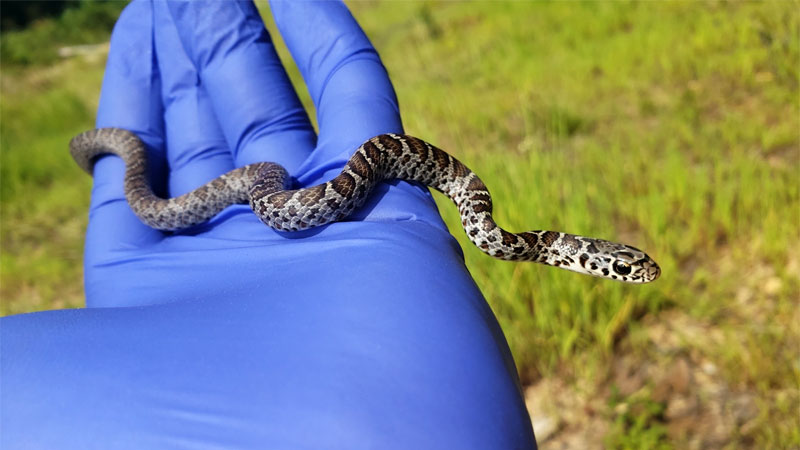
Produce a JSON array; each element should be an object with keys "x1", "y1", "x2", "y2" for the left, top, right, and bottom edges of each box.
[{"x1": 70, "y1": 128, "x2": 660, "y2": 283}]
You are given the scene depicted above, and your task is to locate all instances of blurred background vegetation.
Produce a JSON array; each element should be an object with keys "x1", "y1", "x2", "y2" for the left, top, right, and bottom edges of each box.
[{"x1": 1, "y1": 1, "x2": 797, "y2": 448}]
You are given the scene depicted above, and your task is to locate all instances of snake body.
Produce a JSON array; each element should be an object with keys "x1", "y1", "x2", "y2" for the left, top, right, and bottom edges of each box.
[{"x1": 70, "y1": 128, "x2": 660, "y2": 283}]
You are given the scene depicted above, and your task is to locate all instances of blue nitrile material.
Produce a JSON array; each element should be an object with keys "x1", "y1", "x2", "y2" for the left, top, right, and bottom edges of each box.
[{"x1": 0, "y1": 1, "x2": 536, "y2": 448}]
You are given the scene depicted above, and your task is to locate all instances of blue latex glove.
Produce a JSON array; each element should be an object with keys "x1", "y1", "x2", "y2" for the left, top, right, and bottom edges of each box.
[{"x1": 1, "y1": 1, "x2": 536, "y2": 448}]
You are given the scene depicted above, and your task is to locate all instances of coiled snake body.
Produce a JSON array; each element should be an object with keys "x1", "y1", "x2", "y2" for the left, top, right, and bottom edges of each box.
[{"x1": 70, "y1": 128, "x2": 660, "y2": 283}]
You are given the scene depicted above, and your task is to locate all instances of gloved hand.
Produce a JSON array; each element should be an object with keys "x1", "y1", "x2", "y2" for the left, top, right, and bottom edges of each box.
[{"x1": 1, "y1": 1, "x2": 536, "y2": 448}]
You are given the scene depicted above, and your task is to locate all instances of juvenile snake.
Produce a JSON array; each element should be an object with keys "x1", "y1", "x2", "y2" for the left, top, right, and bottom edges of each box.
[{"x1": 70, "y1": 128, "x2": 660, "y2": 283}]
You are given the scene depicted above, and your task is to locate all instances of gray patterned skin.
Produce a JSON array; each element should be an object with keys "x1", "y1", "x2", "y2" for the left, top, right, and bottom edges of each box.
[
  {"x1": 70, "y1": 128, "x2": 660, "y2": 283},
  {"x1": 70, "y1": 128, "x2": 287, "y2": 230}
]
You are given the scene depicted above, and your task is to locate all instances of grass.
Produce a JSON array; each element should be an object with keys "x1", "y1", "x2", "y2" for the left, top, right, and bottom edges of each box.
[
  {"x1": 0, "y1": 1, "x2": 123, "y2": 66},
  {"x1": 607, "y1": 386, "x2": 670, "y2": 450},
  {"x1": 2, "y1": 1, "x2": 798, "y2": 448}
]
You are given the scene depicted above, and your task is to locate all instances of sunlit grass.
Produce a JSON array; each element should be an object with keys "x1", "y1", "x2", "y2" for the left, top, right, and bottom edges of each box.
[
  {"x1": 1, "y1": 57, "x2": 103, "y2": 315},
  {"x1": 1, "y1": 1, "x2": 797, "y2": 447},
  {"x1": 347, "y1": 2, "x2": 798, "y2": 446}
]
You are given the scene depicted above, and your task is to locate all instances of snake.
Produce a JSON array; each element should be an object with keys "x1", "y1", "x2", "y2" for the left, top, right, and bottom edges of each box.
[{"x1": 70, "y1": 128, "x2": 660, "y2": 283}]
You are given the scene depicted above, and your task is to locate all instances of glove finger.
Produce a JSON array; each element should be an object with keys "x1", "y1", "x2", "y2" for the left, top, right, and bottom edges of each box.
[
  {"x1": 165, "y1": 0, "x2": 315, "y2": 174},
  {"x1": 151, "y1": 1, "x2": 237, "y2": 200},
  {"x1": 270, "y1": 0, "x2": 445, "y2": 231},
  {"x1": 86, "y1": 0, "x2": 166, "y2": 268},
  {"x1": 270, "y1": 0, "x2": 402, "y2": 182}
]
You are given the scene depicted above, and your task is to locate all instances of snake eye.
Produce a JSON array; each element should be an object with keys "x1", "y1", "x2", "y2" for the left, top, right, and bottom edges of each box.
[{"x1": 612, "y1": 260, "x2": 631, "y2": 275}]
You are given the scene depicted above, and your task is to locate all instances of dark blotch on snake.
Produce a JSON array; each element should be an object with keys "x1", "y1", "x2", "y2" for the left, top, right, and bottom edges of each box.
[
  {"x1": 267, "y1": 192, "x2": 292, "y2": 209},
  {"x1": 331, "y1": 172, "x2": 356, "y2": 197},
  {"x1": 519, "y1": 232, "x2": 539, "y2": 248},
  {"x1": 541, "y1": 231, "x2": 560, "y2": 246},
  {"x1": 470, "y1": 192, "x2": 491, "y2": 203},
  {"x1": 377, "y1": 134, "x2": 404, "y2": 157},
  {"x1": 471, "y1": 202, "x2": 492, "y2": 214},
  {"x1": 296, "y1": 184, "x2": 325, "y2": 206},
  {"x1": 500, "y1": 230, "x2": 518, "y2": 247},
  {"x1": 363, "y1": 141, "x2": 382, "y2": 165},
  {"x1": 465, "y1": 175, "x2": 487, "y2": 192},
  {"x1": 347, "y1": 151, "x2": 374, "y2": 181},
  {"x1": 579, "y1": 253, "x2": 590, "y2": 268}
]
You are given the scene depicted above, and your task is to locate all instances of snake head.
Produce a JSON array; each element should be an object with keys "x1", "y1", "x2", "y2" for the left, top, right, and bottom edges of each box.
[{"x1": 576, "y1": 240, "x2": 661, "y2": 283}]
